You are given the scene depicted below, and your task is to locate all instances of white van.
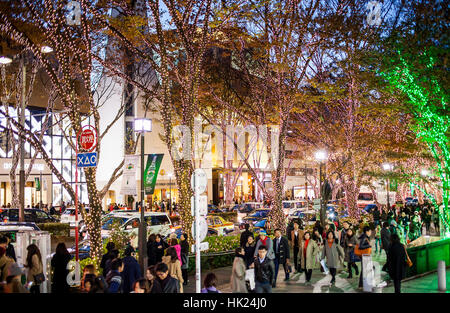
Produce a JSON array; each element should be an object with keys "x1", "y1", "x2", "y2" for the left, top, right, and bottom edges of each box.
[
  {"x1": 101, "y1": 212, "x2": 173, "y2": 247},
  {"x1": 282, "y1": 200, "x2": 309, "y2": 216},
  {"x1": 60, "y1": 207, "x2": 90, "y2": 227}
]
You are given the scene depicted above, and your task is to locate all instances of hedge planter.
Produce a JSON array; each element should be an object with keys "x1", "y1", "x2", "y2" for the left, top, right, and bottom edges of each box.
[{"x1": 37, "y1": 223, "x2": 70, "y2": 236}]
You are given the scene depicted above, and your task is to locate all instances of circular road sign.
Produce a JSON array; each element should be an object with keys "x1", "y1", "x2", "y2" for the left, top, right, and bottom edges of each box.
[
  {"x1": 77, "y1": 126, "x2": 97, "y2": 152},
  {"x1": 191, "y1": 169, "x2": 207, "y2": 194},
  {"x1": 191, "y1": 217, "x2": 208, "y2": 242}
]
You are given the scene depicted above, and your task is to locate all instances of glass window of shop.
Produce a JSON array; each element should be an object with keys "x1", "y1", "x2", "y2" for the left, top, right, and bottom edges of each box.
[{"x1": 0, "y1": 106, "x2": 88, "y2": 205}]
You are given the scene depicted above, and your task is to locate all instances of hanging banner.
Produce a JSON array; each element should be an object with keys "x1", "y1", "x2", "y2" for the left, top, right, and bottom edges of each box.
[
  {"x1": 120, "y1": 155, "x2": 139, "y2": 196},
  {"x1": 144, "y1": 154, "x2": 164, "y2": 195},
  {"x1": 34, "y1": 178, "x2": 41, "y2": 191},
  {"x1": 389, "y1": 179, "x2": 398, "y2": 192}
]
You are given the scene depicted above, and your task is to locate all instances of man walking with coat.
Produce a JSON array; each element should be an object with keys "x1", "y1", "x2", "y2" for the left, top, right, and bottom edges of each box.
[
  {"x1": 290, "y1": 222, "x2": 304, "y2": 273},
  {"x1": 253, "y1": 245, "x2": 275, "y2": 293},
  {"x1": 380, "y1": 222, "x2": 391, "y2": 271},
  {"x1": 121, "y1": 245, "x2": 142, "y2": 293},
  {"x1": 273, "y1": 229, "x2": 290, "y2": 287}
]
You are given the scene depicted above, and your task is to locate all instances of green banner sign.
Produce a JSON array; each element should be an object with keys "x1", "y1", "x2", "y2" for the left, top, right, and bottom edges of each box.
[
  {"x1": 143, "y1": 154, "x2": 164, "y2": 195},
  {"x1": 389, "y1": 179, "x2": 398, "y2": 192},
  {"x1": 35, "y1": 177, "x2": 41, "y2": 191}
]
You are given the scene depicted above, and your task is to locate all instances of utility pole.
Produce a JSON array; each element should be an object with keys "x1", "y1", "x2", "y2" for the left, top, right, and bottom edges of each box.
[{"x1": 19, "y1": 59, "x2": 26, "y2": 221}]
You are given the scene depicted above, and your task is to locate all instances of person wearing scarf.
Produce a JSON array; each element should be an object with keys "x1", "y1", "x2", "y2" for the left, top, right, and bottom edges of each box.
[
  {"x1": 300, "y1": 232, "x2": 319, "y2": 283},
  {"x1": 253, "y1": 230, "x2": 274, "y2": 262},
  {"x1": 321, "y1": 231, "x2": 344, "y2": 284},
  {"x1": 230, "y1": 247, "x2": 248, "y2": 293}
]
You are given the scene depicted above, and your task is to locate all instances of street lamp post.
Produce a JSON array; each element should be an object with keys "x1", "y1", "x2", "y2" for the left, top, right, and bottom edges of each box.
[
  {"x1": 383, "y1": 163, "x2": 393, "y2": 210},
  {"x1": 134, "y1": 117, "x2": 152, "y2": 273},
  {"x1": 168, "y1": 173, "x2": 173, "y2": 216},
  {"x1": 240, "y1": 176, "x2": 244, "y2": 203},
  {"x1": 315, "y1": 150, "x2": 328, "y2": 226}
]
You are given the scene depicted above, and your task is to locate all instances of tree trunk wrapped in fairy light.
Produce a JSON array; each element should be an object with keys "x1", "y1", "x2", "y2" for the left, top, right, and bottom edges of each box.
[{"x1": 380, "y1": 50, "x2": 450, "y2": 236}]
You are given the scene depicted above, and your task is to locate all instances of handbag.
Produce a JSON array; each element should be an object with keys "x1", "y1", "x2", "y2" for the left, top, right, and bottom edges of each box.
[
  {"x1": 33, "y1": 273, "x2": 46, "y2": 284},
  {"x1": 354, "y1": 238, "x2": 372, "y2": 256},
  {"x1": 404, "y1": 246, "x2": 413, "y2": 268}
]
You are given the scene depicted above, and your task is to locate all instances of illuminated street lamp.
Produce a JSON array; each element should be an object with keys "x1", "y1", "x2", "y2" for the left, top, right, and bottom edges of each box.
[
  {"x1": 421, "y1": 169, "x2": 430, "y2": 177},
  {"x1": 0, "y1": 56, "x2": 13, "y2": 64},
  {"x1": 134, "y1": 117, "x2": 152, "y2": 273},
  {"x1": 315, "y1": 150, "x2": 328, "y2": 225},
  {"x1": 40, "y1": 46, "x2": 53, "y2": 54}
]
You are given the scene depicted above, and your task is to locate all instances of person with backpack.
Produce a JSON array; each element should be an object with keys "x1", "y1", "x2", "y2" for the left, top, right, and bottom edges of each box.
[
  {"x1": 201, "y1": 273, "x2": 221, "y2": 293},
  {"x1": 121, "y1": 246, "x2": 141, "y2": 293},
  {"x1": 106, "y1": 258, "x2": 124, "y2": 293},
  {"x1": 100, "y1": 242, "x2": 116, "y2": 276}
]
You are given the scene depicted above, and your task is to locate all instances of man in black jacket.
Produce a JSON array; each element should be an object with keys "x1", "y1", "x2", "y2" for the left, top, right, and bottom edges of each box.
[
  {"x1": 240, "y1": 224, "x2": 253, "y2": 248},
  {"x1": 273, "y1": 229, "x2": 290, "y2": 287},
  {"x1": 380, "y1": 222, "x2": 391, "y2": 271},
  {"x1": 151, "y1": 262, "x2": 180, "y2": 293},
  {"x1": 253, "y1": 245, "x2": 275, "y2": 293}
]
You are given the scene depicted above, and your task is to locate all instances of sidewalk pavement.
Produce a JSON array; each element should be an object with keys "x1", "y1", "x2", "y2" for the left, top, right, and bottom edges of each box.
[{"x1": 184, "y1": 248, "x2": 449, "y2": 293}]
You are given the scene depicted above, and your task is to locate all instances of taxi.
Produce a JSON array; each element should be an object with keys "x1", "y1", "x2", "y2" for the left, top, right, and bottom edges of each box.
[{"x1": 206, "y1": 215, "x2": 235, "y2": 236}]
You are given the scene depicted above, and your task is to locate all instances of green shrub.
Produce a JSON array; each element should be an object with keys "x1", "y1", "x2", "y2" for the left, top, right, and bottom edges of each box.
[
  {"x1": 203, "y1": 235, "x2": 240, "y2": 253},
  {"x1": 37, "y1": 223, "x2": 70, "y2": 236}
]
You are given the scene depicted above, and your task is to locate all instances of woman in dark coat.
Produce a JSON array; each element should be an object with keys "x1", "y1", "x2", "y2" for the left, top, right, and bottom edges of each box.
[
  {"x1": 243, "y1": 235, "x2": 256, "y2": 269},
  {"x1": 343, "y1": 228, "x2": 359, "y2": 278},
  {"x1": 51, "y1": 242, "x2": 71, "y2": 293},
  {"x1": 147, "y1": 234, "x2": 157, "y2": 266},
  {"x1": 153, "y1": 234, "x2": 168, "y2": 264},
  {"x1": 387, "y1": 234, "x2": 407, "y2": 293},
  {"x1": 357, "y1": 226, "x2": 372, "y2": 288},
  {"x1": 180, "y1": 233, "x2": 190, "y2": 286}
]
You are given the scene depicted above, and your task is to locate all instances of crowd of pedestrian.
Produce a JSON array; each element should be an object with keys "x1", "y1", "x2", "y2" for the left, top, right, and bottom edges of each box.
[{"x1": 232, "y1": 198, "x2": 431, "y2": 294}]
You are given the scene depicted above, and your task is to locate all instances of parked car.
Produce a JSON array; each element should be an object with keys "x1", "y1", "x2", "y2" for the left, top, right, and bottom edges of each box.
[
  {"x1": 206, "y1": 215, "x2": 235, "y2": 235},
  {"x1": 288, "y1": 209, "x2": 317, "y2": 225},
  {"x1": 207, "y1": 204, "x2": 224, "y2": 214},
  {"x1": 282, "y1": 200, "x2": 309, "y2": 216},
  {"x1": 0, "y1": 208, "x2": 57, "y2": 224},
  {"x1": 405, "y1": 197, "x2": 419, "y2": 207},
  {"x1": 60, "y1": 207, "x2": 90, "y2": 227},
  {"x1": 101, "y1": 211, "x2": 173, "y2": 248},
  {"x1": 357, "y1": 192, "x2": 375, "y2": 210},
  {"x1": 239, "y1": 209, "x2": 271, "y2": 229},
  {"x1": 234, "y1": 203, "x2": 265, "y2": 222}
]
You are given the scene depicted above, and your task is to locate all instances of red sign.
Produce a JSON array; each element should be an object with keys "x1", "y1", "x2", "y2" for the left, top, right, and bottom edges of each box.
[{"x1": 77, "y1": 126, "x2": 97, "y2": 152}]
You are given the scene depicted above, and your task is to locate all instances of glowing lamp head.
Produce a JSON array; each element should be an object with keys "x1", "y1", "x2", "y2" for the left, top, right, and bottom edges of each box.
[
  {"x1": 134, "y1": 118, "x2": 152, "y2": 133},
  {"x1": 382, "y1": 163, "x2": 392, "y2": 171},
  {"x1": 421, "y1": 169, "x2": 430, "y2": 177},
  {"x1": 40, "y1": 46, "x2": 53, "y2": 54},
  {"x1": 0, "y1": 56, "x2": 12, "y2": 65},
  {"x1": 314, "y1": 150, "x2": 327, "y2": 161}
]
